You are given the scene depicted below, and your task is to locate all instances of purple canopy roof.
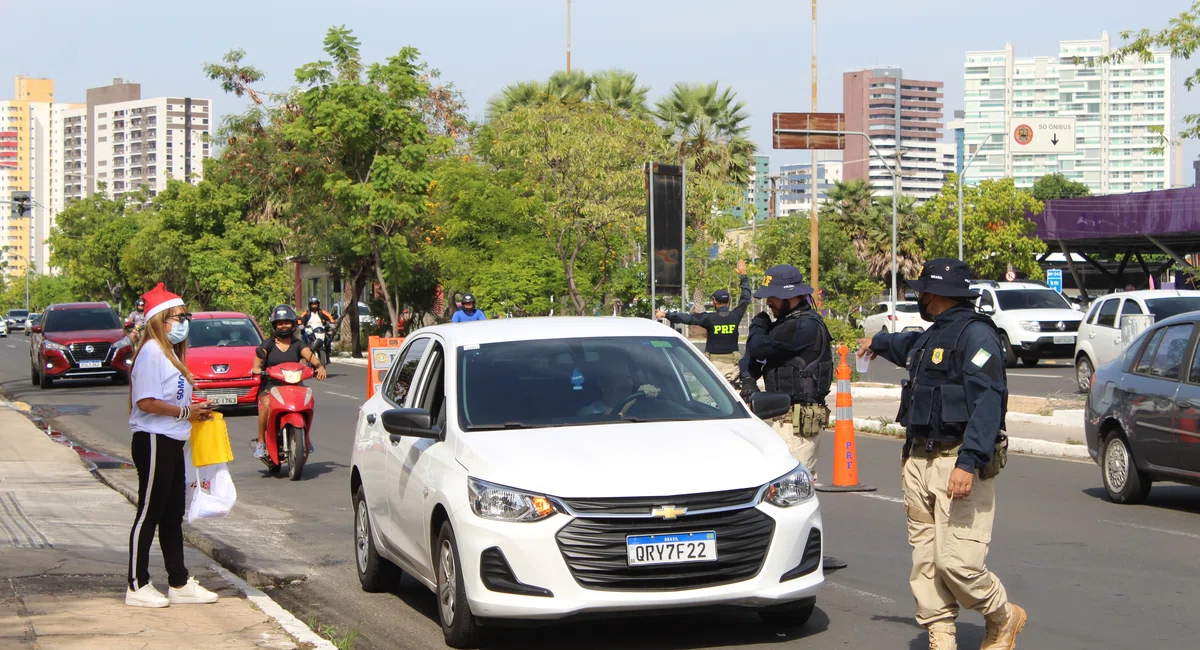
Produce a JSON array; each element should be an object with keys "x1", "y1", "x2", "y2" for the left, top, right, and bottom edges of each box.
[{"x1": 1030, "y1": 186, "x2": 1200, "y2": 253}]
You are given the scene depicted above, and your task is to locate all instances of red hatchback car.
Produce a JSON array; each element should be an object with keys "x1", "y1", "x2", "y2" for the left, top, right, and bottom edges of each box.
[
  {"x1": 30, "y1": 302, "x2": 133, "y2": 389},
  {"x1": 187, "y1": 312, "x2": 266, "y2": 410}
]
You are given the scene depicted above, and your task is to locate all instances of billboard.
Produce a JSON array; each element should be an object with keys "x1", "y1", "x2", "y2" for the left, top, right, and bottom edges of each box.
[{"x1": 646, "y1": 162, "x2": 684, "y2": 296}]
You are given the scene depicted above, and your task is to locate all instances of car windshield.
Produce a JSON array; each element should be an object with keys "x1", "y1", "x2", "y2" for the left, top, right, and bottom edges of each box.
[
  {"x1": 8, "y1": 310, "x2": 28, "y2": 318},
  {"x1": 894, "y1": 303, "x2": 919, "y2": 313},
  {"x1": 43, "y1": 308, "x2": 121, "y2": 333},
  {"x1": 188, "y1": 318, "x2": 263, "y2": 348},
  {"x1": 457, "y1": 336, "x2": 748, "y2": 430},
  {"x1": 996, "y1": 289, "x2": 1070, "y2": 311},
  {"x1": 1145, "y1": 297, "x2": 1200, "y2": 321}
]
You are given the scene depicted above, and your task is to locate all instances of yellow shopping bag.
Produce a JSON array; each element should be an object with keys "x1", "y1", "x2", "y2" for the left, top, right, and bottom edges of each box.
[{"x1": 191, "y1": 412, "x2": 234, "y2": 467}]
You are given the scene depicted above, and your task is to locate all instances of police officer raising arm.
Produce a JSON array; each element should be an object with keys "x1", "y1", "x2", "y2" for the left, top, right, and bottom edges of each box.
[
  {"x1": 656, "y1": 260, "x2": 750, "y2": 381},
  {"x1": 856, "y1": 258, "x2": 1026, "y2": 650}
]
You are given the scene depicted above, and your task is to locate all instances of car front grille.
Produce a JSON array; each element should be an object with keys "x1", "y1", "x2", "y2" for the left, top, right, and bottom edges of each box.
[
  {"x1": 557, "y1": 487, "x2": 761, "y2": 516},
  {"x1": 69, "y1": 342, "x2": 111, "y2": 361},
  {"x1": 555, "y1": 508, "x2": 775, "y2": 591},
  {"x1": 781, "y1": 527, "x2": 822, "y2": 582},
  {"x1": 194, "y1": 385, "x2": 256, "y2": 398},
  {"x1": 1037, "y1": 321, "x2": 1080, "y2": 333}
]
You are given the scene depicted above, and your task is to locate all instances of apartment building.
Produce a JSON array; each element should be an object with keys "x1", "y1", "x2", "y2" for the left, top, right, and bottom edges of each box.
[
  {"x1": 843, "y1": 67, "x2": 951, "y2": 203},
  {"x1": 964, "y1": 32, "x2": 1175, "y2": 194},
  {"x1": 776, "y1": 159, "x2": 843, "y2": 217}
]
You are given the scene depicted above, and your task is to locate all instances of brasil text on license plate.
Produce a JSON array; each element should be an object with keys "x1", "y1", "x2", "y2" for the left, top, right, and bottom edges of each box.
[{"x1": 626, "y1": 531, "x2": 717, "y2": 566}]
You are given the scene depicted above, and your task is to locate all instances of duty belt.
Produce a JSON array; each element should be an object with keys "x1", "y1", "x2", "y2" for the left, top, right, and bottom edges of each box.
[{"x1": 909, "y1": 438, "x2": 962, "y2": 458}]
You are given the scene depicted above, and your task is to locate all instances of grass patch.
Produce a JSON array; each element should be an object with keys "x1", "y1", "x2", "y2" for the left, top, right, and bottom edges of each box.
[
  {"x1": 1066, "y1": 437, "x2": 1085, "y2": 446},
  {"x1": 306, "y1": 617, "x2": 361, "y2": 650}
]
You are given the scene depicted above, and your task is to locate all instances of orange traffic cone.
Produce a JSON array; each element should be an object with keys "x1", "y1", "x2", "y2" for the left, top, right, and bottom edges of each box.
[{"x1": 816, "y1": 345, "x2": 876, "y2": 493}]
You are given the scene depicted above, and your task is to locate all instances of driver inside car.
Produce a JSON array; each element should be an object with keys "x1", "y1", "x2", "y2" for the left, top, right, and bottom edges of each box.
[{"x1": 578, "y1": 364, "x2": 662, "y2": 417}]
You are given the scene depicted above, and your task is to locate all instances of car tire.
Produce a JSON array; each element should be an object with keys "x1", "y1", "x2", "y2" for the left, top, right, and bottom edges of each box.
[
  {"x1": 1076, "y1": 356, "x2": 1094, "y2": 393},
  {"x1": 354, "y1": 486, "x2": 400, "y2": 593},
  {"x1": 436, "y1": 521, "x2": 482, "y2": 649},
  {"x1": 759, "y1": 598, "x2": 817, "y2": 628},
  {"x1": 1102, "y1": 432, "x2": 1151, "y2": 505},
  {"x1": 999, "y1": 334, "x2": 1018, "y2": 368},
  {"x1": 30, "y1": 364, "x2": 38, "y2": 386},
  {"x1": 39, "y1": 369, "x2": 53, "y2": 389},
  {"x1": 1021, "y1": 357, "x2": 1040, "y2": 367}
]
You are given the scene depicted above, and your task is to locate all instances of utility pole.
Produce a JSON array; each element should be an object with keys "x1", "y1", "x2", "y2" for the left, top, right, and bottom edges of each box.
[
  {"x1": 809, "y1": 0, "x2": 819, "y2": 302},
  {"x1": 566, "y1": 0, "x2": 572, "y2": 74}
]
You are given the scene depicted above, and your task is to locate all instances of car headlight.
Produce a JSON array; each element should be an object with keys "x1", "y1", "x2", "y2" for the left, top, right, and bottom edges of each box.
[
  {"x1": 761, "y1": 464, "x2": 814, "y2": 507},
  {"x1": 112, "y1": 336, "x2": 132, "y2": 350},
  {"x1": 44, "y1": 340, "x2": 67, "y2": 352},
  {"x1": 468, "y1": 478, "x2": 557, "y2": 522},
  {"x1": 1019, "y1": 320, "x2": 1041, "y2": 332}
]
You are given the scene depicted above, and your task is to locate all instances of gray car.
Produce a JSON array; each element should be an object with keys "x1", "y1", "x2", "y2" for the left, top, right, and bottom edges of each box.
[{"x1": 1085, "y1": 312, "x2": 1200, "y2": 504}]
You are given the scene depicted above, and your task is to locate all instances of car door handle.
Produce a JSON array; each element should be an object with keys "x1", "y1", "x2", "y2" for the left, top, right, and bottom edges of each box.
[{"x1": 366, "y1": 414, "x2": 377, "y2": 426}]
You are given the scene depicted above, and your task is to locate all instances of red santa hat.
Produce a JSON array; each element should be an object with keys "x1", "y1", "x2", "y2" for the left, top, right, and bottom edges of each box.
[{"x1": 142, "y1": 283, "x2": 184, "y2": 321}]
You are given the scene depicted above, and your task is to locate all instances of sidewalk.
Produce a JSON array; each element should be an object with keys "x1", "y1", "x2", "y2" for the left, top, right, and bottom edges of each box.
[{"x1": 0, "y1": 406, "x2": 333, "y2": 649}]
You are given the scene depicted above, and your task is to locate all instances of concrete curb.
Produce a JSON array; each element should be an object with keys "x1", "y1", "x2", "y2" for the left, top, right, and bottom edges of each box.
[
  {"x1": 212, "y1": 564, "x2": 336, "y2": 650},
  {"x1": 847, "y1": 417, "x2": 1092, "y2": 461},
  {"x1": 92, "y1": 467, "x2": 310, "y2": 589},
  {"x1": 332, "y1": 356, "x2": 368, "y2": 367}
]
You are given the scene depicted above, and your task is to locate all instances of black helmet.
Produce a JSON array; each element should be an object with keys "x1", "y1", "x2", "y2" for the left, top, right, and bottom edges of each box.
[
  {"x1": 308, "y1": 297, "x2": 320, "y2": 307},
  {"x1": 462, "y1": 293, "x2": 476, "y2": 306},
  {"x1": 136, "y1": 298, "x2": 145, "y2": 309},
  {"x1": 270, "y1": 305, "x2": 298, "y2": 325}
]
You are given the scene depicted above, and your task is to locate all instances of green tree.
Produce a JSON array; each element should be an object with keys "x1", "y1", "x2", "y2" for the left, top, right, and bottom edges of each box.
[
  {"x1": 0, "y1": 274, "x2": 75, "y2": 313},
  {"x1": 1031, "y1": 173, "x2": 1091, "y2": 201},
  {"x1": 589, "y1": 69, "x2": 650, "y2": 118},
  {"x1": 47, "y1": 191, "x2": 144, "y2": 306},
  {"x1": 654, "y1": 82, "x2": 756, "y2": 184},
  {"x1": 1099, "y1": 2, "x2": 1200, "y2": 144},
  {"x1": 482, "y1": 103, "x2": 662, "y2": 314},
  {"x1": 919, "y1": 176, "x2": 1047, "y2": 281},
  {"x1": 817, "y1": 180, "x2": 924, "y2": 283}
]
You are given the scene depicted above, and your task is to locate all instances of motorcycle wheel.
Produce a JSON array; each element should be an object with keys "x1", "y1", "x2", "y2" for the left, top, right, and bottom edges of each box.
[
  {"x1": 287, "y1": 426, "x2": 307, "y2": 481},
  {"x1": 319, "y1": 347, "x2": 330, "y2": 367}
]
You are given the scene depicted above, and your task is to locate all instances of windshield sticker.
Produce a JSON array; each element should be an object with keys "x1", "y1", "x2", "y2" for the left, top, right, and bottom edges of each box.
[
  {"x1": 570, "y1": 368, "x2": 585, "y2": 390},
  {"x1": 651, "y1": 340, "x2": 673, "y2": 348},
  {"x1": 463, "y1": 344, "x2": 480, "y2": 351}
]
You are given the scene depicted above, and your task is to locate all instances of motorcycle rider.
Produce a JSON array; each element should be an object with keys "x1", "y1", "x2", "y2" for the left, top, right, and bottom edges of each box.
[
  {"x1": 127, "y1": 298, "x2": 147, "y2": 342},
  {"x1": 452, "y1": 293, "x2": 487, "y2": 322},
  {"x1": 250, "y1": 305, "x2": 327, "y2": 460},
  {"x1": 302, "y1": 297, "x2": 334, "y2": 356}
]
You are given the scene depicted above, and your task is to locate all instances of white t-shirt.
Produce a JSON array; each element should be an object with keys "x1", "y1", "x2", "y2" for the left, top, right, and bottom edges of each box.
[
  {"x1": 129, "y1": 340, "x2": 193, "y2": 441},
  {"x1": 306, "y1": 312, "x2": 324, "y2": 329}
]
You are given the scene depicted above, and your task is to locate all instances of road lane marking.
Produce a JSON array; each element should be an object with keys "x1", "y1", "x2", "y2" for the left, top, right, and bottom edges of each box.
[
  {"x1": 1101, "y1": 520, "x2": 1200, "y2": 541},
  {"x1": 856, "y1": 493, "x2": 904, "y2": 504},
  {"x1": 826, "y1": 581, "x2": 896, "y2": 604},
  {"x1": 322, "y1": 391, "x2": 361, "y2": 401}
]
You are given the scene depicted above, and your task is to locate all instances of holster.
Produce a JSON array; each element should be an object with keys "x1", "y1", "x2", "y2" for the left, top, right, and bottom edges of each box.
[
  {"x1": 793, "y1": 404, "x2": 829, "y2": 438},
  {"x1": 979, "y1": 432, "x2": 1008, "y2": 480}
]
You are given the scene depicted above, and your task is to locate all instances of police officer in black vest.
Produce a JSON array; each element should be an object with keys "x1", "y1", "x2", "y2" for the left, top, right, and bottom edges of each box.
[
  {"x1": 856, "y1": 258, "x2": 1025, "y2": 650},
  {"x1": 657, "y1": 259, "x2": 750, "y2": 382},
  {"x1": 745, "y1": 264, "x2": 834, "y2": 482}
]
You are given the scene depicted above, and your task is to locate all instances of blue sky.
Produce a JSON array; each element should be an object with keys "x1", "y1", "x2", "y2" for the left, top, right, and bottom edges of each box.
[{"x1": 2, "y1": 0, "x2": 1194, "y2": 177}]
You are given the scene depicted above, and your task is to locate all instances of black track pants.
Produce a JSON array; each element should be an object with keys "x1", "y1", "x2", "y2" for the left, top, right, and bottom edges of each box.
[{"x1": 127, "y1": 431, "x2": 189, "y2": 590}]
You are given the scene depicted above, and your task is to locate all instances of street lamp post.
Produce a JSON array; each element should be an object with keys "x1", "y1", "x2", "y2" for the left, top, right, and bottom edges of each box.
[
  {"x1": 774, "y1": 128, "x2": 908, "y2": 308},
  {"x1": 957, "y1": 133, "x2": 1003, "y2": 259}
]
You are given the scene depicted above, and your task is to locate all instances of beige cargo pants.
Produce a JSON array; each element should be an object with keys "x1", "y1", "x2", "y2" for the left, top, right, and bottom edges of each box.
[
  {"x1": 903, "y1": 444, "x2": 1009, "y2": 627},
  {"x1": 705, "y1": 351, "x2": 741, "y2": 383},
  {"x1": 770, "y1": 409, "x2": 820, "y2": 484}
]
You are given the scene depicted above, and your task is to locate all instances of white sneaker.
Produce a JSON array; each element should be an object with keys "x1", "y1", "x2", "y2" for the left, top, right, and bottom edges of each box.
[
  {"x1": 253, "y1": 442, "x2": 267, "y2": 459},
  {"x1": 126, "y1": 582, "x2": 170, "y2": 608},
  {"x1": 167, "y1": 577, "x2": 219, "y2": 604}
]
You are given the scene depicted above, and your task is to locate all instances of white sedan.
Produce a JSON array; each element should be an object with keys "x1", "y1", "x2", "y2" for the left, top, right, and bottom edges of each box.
[
  {"x1": 350, "y1": 317, "x2": 824, "y2": 648},
  {"x1": 861, "y1": 301, "x2": 927, "y2": 335}
]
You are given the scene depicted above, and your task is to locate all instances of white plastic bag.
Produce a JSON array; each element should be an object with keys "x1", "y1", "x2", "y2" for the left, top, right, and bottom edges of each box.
[{"x1": 187, "y1": 462, "x2": 237, "y2": 522}]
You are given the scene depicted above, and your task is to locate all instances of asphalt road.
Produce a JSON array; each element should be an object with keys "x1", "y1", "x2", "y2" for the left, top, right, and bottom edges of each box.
[{"x1": 2, "y1": 336, "x2": 1197, "y2": 649}]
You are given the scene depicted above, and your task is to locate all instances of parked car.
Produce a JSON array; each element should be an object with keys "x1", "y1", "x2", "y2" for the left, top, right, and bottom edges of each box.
[
  {"x1": 1086, "y1": 312, "x2": 1200, "y2": 504},
  {"x1": 1074, "y1": 290, "x2": 1200, "y2": 392},
  {"x1": 30, "y1": 302, "x2": 132, "y2": 389},
  {"x1": 6, "y1": 308, "x2": 28, "y2": 332},
  {"x1": 0, "y1": 318, "x2": 6, "y2": 337},
  {"x1": 350, "y1": 317, "x2": 823, "y2": 647},
  {"x1": 971, "y1": 280, "x2": 1083, "y2": 368},
  {"x1": 24, "y1": 313, "x2": 41, "y2": 337},
  {"x1": 333, "y1": 301, "x2": 383, "y2": 329},
  {"x1": 187, "y1": 312, "x2": 266, "y2": 410},
  {"x1": 861, "y1": 301, "x2": 927, "y2": 335}
]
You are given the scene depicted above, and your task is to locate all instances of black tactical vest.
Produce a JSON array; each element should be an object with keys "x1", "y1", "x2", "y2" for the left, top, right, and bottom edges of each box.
[
  {"x1": 705, "y1": 308, "x2": 741, "y2": 355},
  {"x1": 897, "y1": 312, "x2": 1008, "y2": 440},
  {"x1": 763, "y1": 309, "x2": 834, "y2": 405}
]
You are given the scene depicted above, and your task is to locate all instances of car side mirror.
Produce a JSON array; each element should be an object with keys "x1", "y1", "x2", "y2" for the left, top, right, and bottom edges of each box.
[
  {"x1": 383, "y1": 408, "x2": 441, "y2": 441},
  {"x1": 30, "y1": 325, "x2": 41, "y2": 334},
  {"x1": 750, "y1": 392, "x2": 792, "y2": 421},
  {"x1": 980, "y1": 304, "x2": 995, "y2": 314}
]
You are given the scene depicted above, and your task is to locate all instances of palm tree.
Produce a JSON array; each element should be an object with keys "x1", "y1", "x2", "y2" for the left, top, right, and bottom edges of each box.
[
  {"x1": 653, "y1": 82, "x2": 755, "y2": 184},
  {"x1": 820, "y1": 181, "x2": 923, "y2": 282},
  {"x1": 485, "y1": 80, "x2": 548, "y2": 121},
  {"x1": 546, "y1": 69, "x2": 592, "y2": 104},
  {"x1": 590, "y1": 69, "x2": 650, "y2": 118}
]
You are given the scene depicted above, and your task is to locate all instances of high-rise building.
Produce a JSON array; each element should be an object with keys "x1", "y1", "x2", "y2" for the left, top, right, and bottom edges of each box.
[
  {"x1": 776, "y1": 159, "x2": 843, "y2": 217},
  {"x1": 843, "y1": 67, "x2": 948, "y2": 203},
  {"x1": 964, "y1": 32, "x2": 1174, "y2": 194},
  {"x1": 46, "y1": 104, "x2": 85, "y2": 272},
  {"x1": 947, "y1": 110, "x2": 966, "y2": 176},
  {"x1": 90, "y1": 96, "x2": 212, "y2": 200},
  {"x1": 748, "y1": 155, "x2": 771, "y2": 219},
  {"x1": 0, "y1": 76, "x2": 54, "y2": 276}
]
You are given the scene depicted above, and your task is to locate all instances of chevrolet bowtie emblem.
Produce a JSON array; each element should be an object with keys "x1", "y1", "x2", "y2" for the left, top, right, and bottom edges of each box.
[{"x1": 651, "y1": 505, "x2": 687, "y2": 520}]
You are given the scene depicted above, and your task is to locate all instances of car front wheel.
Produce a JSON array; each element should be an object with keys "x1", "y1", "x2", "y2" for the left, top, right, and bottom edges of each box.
[
  {"x1": 1102, "y1": 433, "x2": 1151, "y2": 504},
  {"x1": 1076, "y1": 356, "x2": 1094, "y2": 393},
  {"x1": 436, "y1": 521, "x2": 482, "y2": 649},
  {"x1": 354, "y1": 486, "x2": 399, "y2": 592},
  {"x1": 1000, "y1": 334, "x2": 1018, "y2": 368}
]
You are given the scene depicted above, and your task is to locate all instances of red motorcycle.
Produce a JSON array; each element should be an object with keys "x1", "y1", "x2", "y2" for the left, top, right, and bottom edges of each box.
[{"x1": 259, "y1": 361, "x2": 315, "y2": 480}]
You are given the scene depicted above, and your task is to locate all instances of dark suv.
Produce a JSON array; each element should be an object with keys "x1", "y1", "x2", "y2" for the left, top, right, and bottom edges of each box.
[{"x1": 30, "y1": 302, "x2": 133, "y2": 389}]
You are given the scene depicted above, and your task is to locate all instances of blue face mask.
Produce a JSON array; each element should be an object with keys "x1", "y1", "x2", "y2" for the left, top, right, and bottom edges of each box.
[{"x1": 167, "y1": 319, "x2": 190, "y2": 344}]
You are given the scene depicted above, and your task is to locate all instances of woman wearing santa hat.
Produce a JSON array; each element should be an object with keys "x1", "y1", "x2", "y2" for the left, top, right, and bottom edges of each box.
[{"x1": 124, "y1": 283, "x2": 221, "y2": 608}]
